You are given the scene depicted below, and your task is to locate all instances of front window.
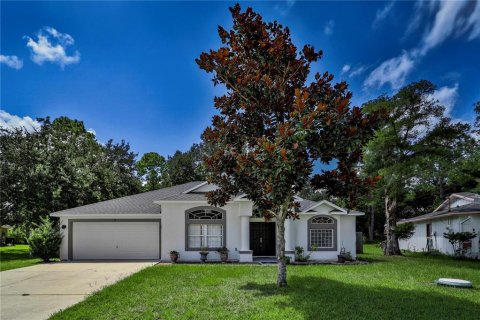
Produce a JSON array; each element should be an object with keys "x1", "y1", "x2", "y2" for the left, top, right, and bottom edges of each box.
[
  {"x1": 187, "y1": 224, "x2": 223, "y2": 248},
  {"x1": 310, "y1": 229, "x2": 334, "y2": 248},
  {"x1": 185, "y1": 207, "x2": 226, "y2": 250},
  {"x1": 308, "y1": 215, "x2": 337, "y2": 251}
]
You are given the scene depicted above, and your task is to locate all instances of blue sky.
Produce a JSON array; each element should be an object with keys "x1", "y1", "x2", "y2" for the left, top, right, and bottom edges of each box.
[{"x1": 1, "y1": 1, "x2": 479, "y2": 160}]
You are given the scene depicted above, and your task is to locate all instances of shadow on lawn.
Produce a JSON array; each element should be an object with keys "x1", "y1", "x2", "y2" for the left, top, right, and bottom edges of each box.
[
  {"x1": 241, "y1": 276, "x2": 479, "y2": 320},
  {"x1": 0, "y1": 246, "x2": 32, "y2": 261}
]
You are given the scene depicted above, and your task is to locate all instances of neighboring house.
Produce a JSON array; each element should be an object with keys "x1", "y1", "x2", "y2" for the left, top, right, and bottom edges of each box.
[
  {"x1": 50, "y1": 181, "x2": 363, "y2": 262},
  {"x1": 398, "y1": 192, "x2": 480, "y2": 258},
  {"x1": 0, "y1": 225, "x2": 11, "y2": 245}
]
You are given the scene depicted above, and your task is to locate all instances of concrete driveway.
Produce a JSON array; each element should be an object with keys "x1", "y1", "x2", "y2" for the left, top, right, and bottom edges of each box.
[{"x1": 0, "y1": 261, "x2": 156, "y2": 320}]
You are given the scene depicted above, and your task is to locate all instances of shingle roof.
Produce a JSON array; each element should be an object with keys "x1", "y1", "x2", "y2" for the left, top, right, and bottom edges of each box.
[
  {"x1": 50, "y1": 181, "x2": 204, "y2": 216},
  {"x1": 157, "y1": 193, "x2": 208, "y2": 201},
  {"x1": 50, "y1": 180, "x2": 360, "y2": 216},
  {"x1": 298, "y1": 200, "x2": 317, "y2": 212},
  {"x1": 399, "y1": 193, "x2": 480, "y2": 223},
  {"x1": 454, "y1": 192, "x2": 480, "y2": 200}
]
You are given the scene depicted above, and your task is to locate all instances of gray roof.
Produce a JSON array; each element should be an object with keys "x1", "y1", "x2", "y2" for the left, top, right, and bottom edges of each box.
[
  {"x1": 399, "y1": 193, "x2": 480, "y2": 223},
  {"x1": 50, "y1": 180, "x2": 358, "y2": 216},
  {"x1": 454, "y1": 192, "x2": 480, "y2": 200},
  {"x1": 298, "y1": 200, "x2": 317, "y2": 212},
  {"x1": 51, "y1": 181, "x2": 203, "y2": 215}
]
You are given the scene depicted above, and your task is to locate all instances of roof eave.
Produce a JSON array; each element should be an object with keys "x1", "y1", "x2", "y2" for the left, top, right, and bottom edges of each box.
[
  {"x1": 398, "y1": 211, "x2": 480, "y2": 224},
  {"x1": 50, "y1": 213, "x2": 161, "y2": 218},
  {"x1": 299, "y1": 200, "x2": 348, "y2": 214},
  {"x1": 181, "y1": 181, "x2": 208, "y2": 194}
]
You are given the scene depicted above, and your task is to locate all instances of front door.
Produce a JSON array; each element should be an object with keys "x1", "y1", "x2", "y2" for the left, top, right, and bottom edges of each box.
[{"x1": 250, "y1": 222, "x2": 276, "y2": 256}]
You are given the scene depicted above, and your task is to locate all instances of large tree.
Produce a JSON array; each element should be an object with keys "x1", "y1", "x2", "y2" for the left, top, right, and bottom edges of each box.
[
  {"x1": 137, "y1": 152, "x2": 167, "y2": 191},
  {"x1": 196, "y1": 5, "x2": 380, "y2": 287},
  {"x1": 0, "y1": 117, "x2": 141, "y2": 228},
  {"x1": 362, "y1": 81, "x2": 476, "y2": 255},
  {"x1": 164, "y1": 143, "x2": 205, "y2": 186}
]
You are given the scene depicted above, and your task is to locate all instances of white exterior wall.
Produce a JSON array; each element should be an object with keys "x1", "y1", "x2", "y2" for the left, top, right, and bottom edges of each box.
[
  {"x1": 339, "y1": 215, "x2": 357, "y2": 258},
  {"x1": 399, "y1": 214, "x2": 480, "y2": 257},
  {"x1": 293, "y1": 208, "x2": 358, "y2": 260},
  {"x1": 160, "y1": 201, "x2": 252, "y2": 262},
  {"x1": 55, "y1": 201, "x2": 361, "y2": 262},
  {"x1": 472, "y1": 215, "x2": 480, "y2": 256},
  {"x1": 59, "y1": 217, "x2": 68, "y2": 260},
  {"x1": 399, "y1": 222, "x2": 427, "y2": 252}
]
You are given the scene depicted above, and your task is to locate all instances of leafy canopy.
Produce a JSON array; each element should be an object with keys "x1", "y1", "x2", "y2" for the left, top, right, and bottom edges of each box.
[
  {"x1": 137, "y1": 152, "x2": 167, "y2": 191},
  {"x1": 197, "y1": 4, "x2": 381, "y2": 216},
  {"x1": 0, "y1": 117, "x2": 141, "y2": 227}
]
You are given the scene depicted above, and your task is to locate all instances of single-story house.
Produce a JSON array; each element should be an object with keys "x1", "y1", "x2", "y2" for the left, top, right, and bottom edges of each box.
[
  {"x1": 50, "y1": 181, "x2": 363, "y2": 262},
  {"x1": 398, "y1": 192, "x2": 480, "y2": 258}
]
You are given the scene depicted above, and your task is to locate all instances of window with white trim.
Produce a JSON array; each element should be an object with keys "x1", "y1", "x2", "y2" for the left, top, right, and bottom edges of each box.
[
  {"x1": 188, "y1": 224, "x2": 223, "y2": 248},
  {"x1": 308, "y1": 215, "x2": 337, "y2": 251},
  {"x1": 186, "y1": 207, "x2": 225, "y2": 250}
]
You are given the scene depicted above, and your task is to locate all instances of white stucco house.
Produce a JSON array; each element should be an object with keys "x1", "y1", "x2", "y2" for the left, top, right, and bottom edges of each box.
[
  {"x1": 51, "y1": 181, "x2": 363, "y2": 262},
  {"x1": 398, "y1": 192, "x2": 480, "y2": 258}
]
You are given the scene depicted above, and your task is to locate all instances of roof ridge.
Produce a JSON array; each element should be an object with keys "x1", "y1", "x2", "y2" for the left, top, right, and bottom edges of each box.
[{"x1": 50, "y1": 181, "x2": 204, "y2": 215}]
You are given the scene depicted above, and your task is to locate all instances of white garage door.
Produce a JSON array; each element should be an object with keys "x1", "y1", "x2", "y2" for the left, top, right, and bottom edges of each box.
[{"x1": 72, "y1": 221, "x2": 160, "y2": 260}]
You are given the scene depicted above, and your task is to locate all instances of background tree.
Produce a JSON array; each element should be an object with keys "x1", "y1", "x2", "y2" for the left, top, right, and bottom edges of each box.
[
  {"x1": 362, "y1": 81, "x2": 476, "y2": 255},
  {"x1": 0, "y1": 117, "x2": 141, "y2": 229},
  {"x1": 197, "y1": 5, "x2": 380, "y2": 287},
  {"x1": 474, "y1": 101, "x2": 480, "y2": 131},
  {"x1": 137, "y1": 152, "x2": 167, "y2": 191},
  {"x1": 164, "y1": 143, "x2": 205, "y2": 186}
]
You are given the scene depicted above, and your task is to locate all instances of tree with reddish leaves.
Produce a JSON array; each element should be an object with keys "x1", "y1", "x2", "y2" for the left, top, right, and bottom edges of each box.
[{"x1": 196, "y1": 4, "x2": 381, "y2": 287}]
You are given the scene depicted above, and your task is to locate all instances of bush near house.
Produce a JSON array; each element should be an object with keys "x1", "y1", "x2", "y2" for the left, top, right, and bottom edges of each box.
[
  {"x1": 443, "y1": 231, "x2": 477, "y2": 256},
  {"x1": 27, "y1": 217, "x2": 62, "y2": 262}
]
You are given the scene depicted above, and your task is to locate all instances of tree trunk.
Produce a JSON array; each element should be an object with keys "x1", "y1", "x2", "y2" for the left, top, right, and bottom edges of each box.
[
  {"x1": 275, "y1": 206, "x2": 287, "y2": 287},
  {"x1": 368, "y1": 206, "x2": 375, "y2": 242},
  {"x1": 439, "y1": 176, "x2": 444, "y2": 200},
  {"x1": 383, "y1": 192, "x2": 401, "y2": 255}
]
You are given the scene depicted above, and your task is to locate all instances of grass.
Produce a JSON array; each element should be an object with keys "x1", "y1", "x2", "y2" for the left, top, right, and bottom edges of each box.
[
  {"x1": 0, "y1": 244, "x2": 41, "y2": 271},
  {"x1": 51, "y1": 244, "x2": 479, "y2": 320}
]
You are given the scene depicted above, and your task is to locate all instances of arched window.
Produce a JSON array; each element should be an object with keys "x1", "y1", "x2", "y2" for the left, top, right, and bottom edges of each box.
[
  {"x1": 185, "y1": 207, "x2": 226, "y2": 250},
  {"x1": 308, "y1": 215, "x2": 337, "y2": 251}
]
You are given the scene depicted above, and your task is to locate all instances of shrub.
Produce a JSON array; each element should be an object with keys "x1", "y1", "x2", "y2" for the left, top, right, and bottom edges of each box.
[
  {"x1": 295, "y1": 246, "x2": 311, "y2": 262},
  {"x1": 395, "y1": 222, "x2": 415, "y2": 240},
  {"x1": 9, "y1": 224, "x2": 30, "y2": 244},
  {"x1": 27, "y1": 217, "x2": 62, "y2": 262},
  {"x1": 443, "y1": 231, "x2": 477, "y2": 256}
]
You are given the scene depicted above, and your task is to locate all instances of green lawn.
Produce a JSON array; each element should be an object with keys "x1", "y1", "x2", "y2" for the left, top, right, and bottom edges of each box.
[
  {"x1": 52, "y1": 244, "x2": 479, "y2": 320},
  {"x1": 0, "y1": 245, "x2": 41, "y2": 271}
]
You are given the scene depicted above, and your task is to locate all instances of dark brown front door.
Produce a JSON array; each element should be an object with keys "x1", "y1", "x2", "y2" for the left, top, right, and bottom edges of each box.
[{"x1": 250, "y1": 222, "x2": 276, "y2": 256}]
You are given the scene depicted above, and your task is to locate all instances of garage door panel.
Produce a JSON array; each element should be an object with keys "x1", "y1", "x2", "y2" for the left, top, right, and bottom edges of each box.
[{"x1": 72, "y1": 221, "x2": 160, "y2": 260}]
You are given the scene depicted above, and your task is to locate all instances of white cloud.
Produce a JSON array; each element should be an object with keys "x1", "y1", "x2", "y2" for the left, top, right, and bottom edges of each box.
[
  {"x1": 274, "y1": 0, "x2": 296, "y2": 16},
  {"x1": 0, "y1": 54, "x2": 23, "y2": 70},
  {"x1": 430, "y1": 83, "x2": 459, "y2": 116},
  {"x1": 372, "y1": 1, "x2": 395, "y2": 28},
  {"x1": 420, "y1": 0, "x2": 480, "y2": 54},
  {"x1": 349, "y1": 65, "x2": 367, "y2": 78},
  {"x1": 466, "y1": 0, "x2": 480, "y2": 40},
  {"x1": 324, "y1": 20, "x2": 334, "y2": 36},
  {"x1": 402, "y1": 1, "x2": 425, "y2": 40},
  {"x1": 0, "y1": 110, "x2": 41, "y2": 132},
  {"x1": 366, "y1": 1, "x2": 480, "y2": 91},
  {"x1": 341, "y1": 64, "x2": 351, "y2": 74},
  {"x1": 25, "y1": 27, "x2": 80, "y2": 68},
  {"x1": 364, "y1": 51, "x2": 415, "y2": 89}
]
